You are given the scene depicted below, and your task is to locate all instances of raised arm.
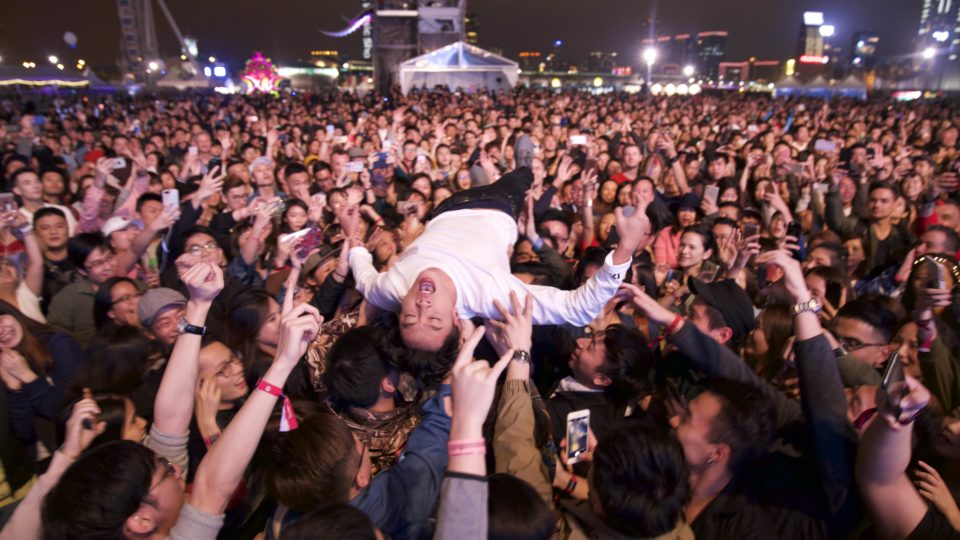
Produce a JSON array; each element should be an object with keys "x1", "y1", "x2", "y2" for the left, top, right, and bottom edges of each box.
[
  {"x1": 117, "y1": 206, "x2": 179, "y2": 275},
  {"x1": 435, "y1": 326, "x2": 511, "y2": 540},
  {"x1": 190, "y1": 302, "x2": 322, "y2": 516},
  {"x1": 8, "y1": 212, "x2": 43, "y2": 296},
  {"x1": 152, "y1": 262, "x2": 223, "y2": 437},
  {"x1": 0, "y1": 395, "x2": 105, "y2": 540},
  {"x1": 855, "y1": 378, "x2": 932, "y2": 540}
]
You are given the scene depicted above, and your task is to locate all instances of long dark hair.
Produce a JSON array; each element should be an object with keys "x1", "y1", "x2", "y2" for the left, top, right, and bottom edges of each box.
[
  {"x1": 225, "y1": 289, "x2": 274, "y2": 373},
  {"x1": 59, "y1": 393, "x2": 131, "y2": 451},
  {"x1": 0, "y1": 300, "x2": 54, "y2": 376}
]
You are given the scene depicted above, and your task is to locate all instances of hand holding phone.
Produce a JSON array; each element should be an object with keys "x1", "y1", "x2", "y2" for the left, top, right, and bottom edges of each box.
[
  {"x1": 565, "y1": 410, "x2": 591, "y2": 465},
  {"x1": 161, "y1": 189, "x2": 179, "y2": 212}
]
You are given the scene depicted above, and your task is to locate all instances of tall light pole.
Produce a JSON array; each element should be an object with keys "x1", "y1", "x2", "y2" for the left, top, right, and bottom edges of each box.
[{"x1": 643, "y1": 47, "x2": 658, "y2": 90}]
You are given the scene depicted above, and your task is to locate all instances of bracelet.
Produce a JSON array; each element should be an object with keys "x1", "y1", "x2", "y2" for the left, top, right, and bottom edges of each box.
[
  {"x1": 256, "y1": 378, "x2": 300, "y2": 432},
  {"x1": 915, "y1": 318, "x2": 934, "y2": 327},
  {"x1": 203, "y1": 433, "x2": 220, "y2": 449},
  {"x1": 56, "y1": 446, "x2": 78, "y2": 461},
  {"x1": 448, "y1": 438, "x2": 486, "y2": 456},
  {"x1": 665, "y1": 314, "x2": 684, "y2": 335},
  {"x1": 333, "y1": 270, "x2": 348, "y2": 280}
]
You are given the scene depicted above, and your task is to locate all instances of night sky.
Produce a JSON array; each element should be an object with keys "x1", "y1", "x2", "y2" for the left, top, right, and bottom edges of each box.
[{"x1": 1, "y1": 0, "x2": 922, "y2": 70}]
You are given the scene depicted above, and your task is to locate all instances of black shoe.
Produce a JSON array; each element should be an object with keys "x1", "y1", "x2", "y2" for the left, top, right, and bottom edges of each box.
[{"x1": 515, "y1": 134, "x2": 534, "y2": 169}]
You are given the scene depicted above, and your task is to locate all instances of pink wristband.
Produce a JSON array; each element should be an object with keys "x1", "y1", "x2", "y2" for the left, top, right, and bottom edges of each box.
[
  {"x1": 448, "y1": 445, "x2": 486, "y2": 457},
  {"x1": 448, "y1": 438, "x2": 486, "y2": 456}
]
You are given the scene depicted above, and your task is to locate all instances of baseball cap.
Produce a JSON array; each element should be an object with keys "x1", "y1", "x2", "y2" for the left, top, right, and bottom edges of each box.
[
  {"x1": 137, "y1": 288, "x2": 187, "y2": 328},
  {"x1": 101, "y1": 216, "x2": 143, "y2": 237},
  {"x1": 688, "y1": 278, "x2": 756, "y2": 343}
]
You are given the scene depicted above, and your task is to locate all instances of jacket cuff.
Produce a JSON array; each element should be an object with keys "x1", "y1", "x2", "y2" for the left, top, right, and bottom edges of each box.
[{"x1": 601, "y1": 251, "x2": 632, "y2": 281}]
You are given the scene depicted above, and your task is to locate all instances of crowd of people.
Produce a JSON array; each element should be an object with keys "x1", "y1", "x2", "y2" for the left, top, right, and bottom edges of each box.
[{"x1": 0, "y1": 85, "x2": 957, "y2": 539}]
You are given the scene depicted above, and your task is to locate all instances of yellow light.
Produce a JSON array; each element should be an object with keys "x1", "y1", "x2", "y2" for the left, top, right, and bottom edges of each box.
[
  {"x1": 208, "y1": 56, "x2": 216, "y2": 63},
  {"x1": 56, "y1": 63, "x2": 64, "y2": 70},
  {"x1": 77, "y1": 59, "x2": 85, "y2": 65},
  {"x1": 550, "y1": 77, "x2": 561, "y2": 88},
  {"x1": 785, "y1": 58, "x2": 796, "y2": 77},
  {"x1": 180, "y1": 55, "x2": 187, "y2": 60},
  {"x1": 593, "y1": 76, "x2": 603, "y2": 87},
  {"x1": 0, "y1": 79, "x2": 89, "y2": 87}
]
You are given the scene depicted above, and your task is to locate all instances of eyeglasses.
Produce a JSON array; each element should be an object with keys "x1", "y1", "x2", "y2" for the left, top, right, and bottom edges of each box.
[
  {"x1": 149, "y1": 456, "x2": 177, "y2": 491},
  {"x1": 111, "y1": 291, "x2": 143, "y2": 306},
  {"x1": 185, "y1": 241, "x2": 218, "y2": 256},
  {"x1": 85, "y1": 252, "x2": 116, "y2": 271},
  {"x1": 837, "y1": 336, "x2": 887, "y2": 352}
]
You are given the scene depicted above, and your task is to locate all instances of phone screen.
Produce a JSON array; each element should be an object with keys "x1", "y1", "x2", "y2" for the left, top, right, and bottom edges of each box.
[
  {"x1": 742, "y1": 222, "x2": 760, "y2": 238},
  {"x1": 704, "y1": 185, "x2": 719, "y2": 206},
  {"x1": 825, "y1": 281, "x2": 843, "y2": 308},
  {"x1": 881, "y1": 352, "x2": 906, "y2": 417},
  {"x1": 0, "y1": 193, "x2": 17, "y2": 212},
  {"x1": 296, "y1": 227, "x2": 325, "y2": 260},
  {"x1": 566, "y1": 411, "x2": 590, "y2": 464}
]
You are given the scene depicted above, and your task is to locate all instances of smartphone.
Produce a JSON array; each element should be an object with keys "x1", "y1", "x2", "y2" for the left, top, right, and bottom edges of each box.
[
  {"x1": 937, "y1": 264, "x2": 947, "y2": 290},
  {"x1": 742, "y1": 222, "x2": 760, "y2": 238},
  {"x1": 765, "y1": 182, "x2": 776, "y2": 196},
  {"x1": 565, "y1": 409, "x2": 590, "y2": 465},
  {"x1": 787, "y1": 163, "x2": 805, "y2": 175},
  {"x1": 401, "y1": 201, "x2": 419, "y2": 217},
  {"x1": 279, "y1": 227, "x2": 312, "y2": 245},
  {"x1": 584, "y1": 157, "x2": 597, "y2": 176},
  {"x1": 825, "y1": 280, "x2": 844, "y2": 309},
  {"x1": 699, "y1": 261, "x2": 720, "y2": 283},
  {"x1": 325, "y1": 124, "x2": 335, "y2": 136},
  {"x1": 569, "y1": 135, "x2": 587, "y2": 146},
  {"x1": 814, "y1": 139, "x2": 837, "y2": 153},
  {"x1": 664, "y1": 269, "x2": 682, "y2": 285},
  {"x1": 188, "y1": 146, "x2": 199, "y2": 156},
  {"x1": 786, "y1": 221, "x2": 803, "y2": 241},
  {"x1": 246, "y1": 115, "x2": 259, "y2": 123},
  {"x1": 703, "y1": 185, "x2": 719, "y2": 207},
  {"x1": 161, "y1": 189, "x2": 179, "y2": 211},
  {"x1": 113, "y1": 157, "x2": 127, "y2": 170},
  {"x1": 296, "y1": 226, "x2": 325, "y2": 260},
  {"x1": 880, "y1": 351, "x2": 907, "y2": 419},
  {"x1": 345, "y1": 161, "x2": 365, "y2": 174},
  {"x1": 0, "y1": 193, "x2": 17, "y2": 212}
]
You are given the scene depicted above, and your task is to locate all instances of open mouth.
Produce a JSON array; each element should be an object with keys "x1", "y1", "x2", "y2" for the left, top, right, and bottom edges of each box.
[{"x1": 418, "y1": 278, "x2": 436, "y2": 293}]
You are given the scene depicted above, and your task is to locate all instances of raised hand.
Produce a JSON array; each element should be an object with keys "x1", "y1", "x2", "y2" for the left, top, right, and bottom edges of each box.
[
  {"x1": 915, "y1": 461, "x2": 960, "y2": 529},
  {"x1": 196, "y1": 165, "x2": 225, "y2": 202},
  {"x1": 450, "y1": 326, "x2": 513, "y2": 430},
  {"x1": 60, "y1": 391, "x2": 106, "y2": 459},
  {"x1": 195, "y1": 377, "x2": 222, "y2": 440},
  {"x1": 755, "y1": 249, "x2": 808, "y2": 303},
  {"x1": 148, "y1": 204, "x2": 181, "y2": 233},
  {"x1": 613, "y1": 189, "x2": 651, "y2": 260},
  {"x1": 616, "y1": 282, "x2": 677, "y2": 327},
  {"x1": 484, "y1": 291, "x2": 533, "y2": 357},
  {"x1": 275, "y1": 303, "x2": 323, "y2": 368},
  {"x1": 181, "y1": 262, "x2": 224, "y2": 304}
]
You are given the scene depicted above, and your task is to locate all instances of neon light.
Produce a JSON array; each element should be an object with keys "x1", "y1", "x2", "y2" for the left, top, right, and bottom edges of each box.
[
  {"x1": 240, "y1": 52, "x2": 282, "y2": 96},
  {"x1": 799, "y1": 54, "x2": 829, "y2": 64},
  {"x1": 321, "y1": 12, "x2": 372, "y2": 38},
  {"x1": 0, "y1": 79, "x2": 89, "y2": 87}
]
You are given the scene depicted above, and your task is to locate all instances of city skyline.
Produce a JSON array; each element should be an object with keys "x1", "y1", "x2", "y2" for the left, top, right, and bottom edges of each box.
[{"x1": 0, "y1": 0, "x2": 924, "y2": 70}]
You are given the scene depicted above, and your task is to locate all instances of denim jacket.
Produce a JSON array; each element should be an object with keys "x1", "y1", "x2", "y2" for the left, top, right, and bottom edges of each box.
[{"x1": 266, "y1": 385, "x2": 451, "y2": 540}]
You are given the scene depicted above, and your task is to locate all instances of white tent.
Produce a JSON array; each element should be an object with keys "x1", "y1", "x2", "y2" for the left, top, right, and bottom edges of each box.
[{"x1": 398, "y1": 41, "x2": 518, "y2": 94}]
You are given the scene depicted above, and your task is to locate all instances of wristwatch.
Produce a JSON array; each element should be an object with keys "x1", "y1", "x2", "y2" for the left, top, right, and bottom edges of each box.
[
  {"x1": 512, "y1": 350, "x2": 531, "y2": 365},
  {"x1": 177, "y1": 317, "x2": 207, "y2": 336},
  {"x1": 791, "y1": 297, "x2": 823, "y2": 316}
]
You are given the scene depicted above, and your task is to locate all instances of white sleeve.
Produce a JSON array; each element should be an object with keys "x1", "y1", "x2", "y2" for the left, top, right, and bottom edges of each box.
[
  {"x1": 524, "y1": 252, "x2": 631, "y2": 326},
  {"x1": 348, "y1": 247, "x2": 403, "y2": 312}
]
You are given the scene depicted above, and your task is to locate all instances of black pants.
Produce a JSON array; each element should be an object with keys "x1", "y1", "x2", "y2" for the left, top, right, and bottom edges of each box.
[{"x1": 430, "y1": 167, "x2": 533, "y2": 221}]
